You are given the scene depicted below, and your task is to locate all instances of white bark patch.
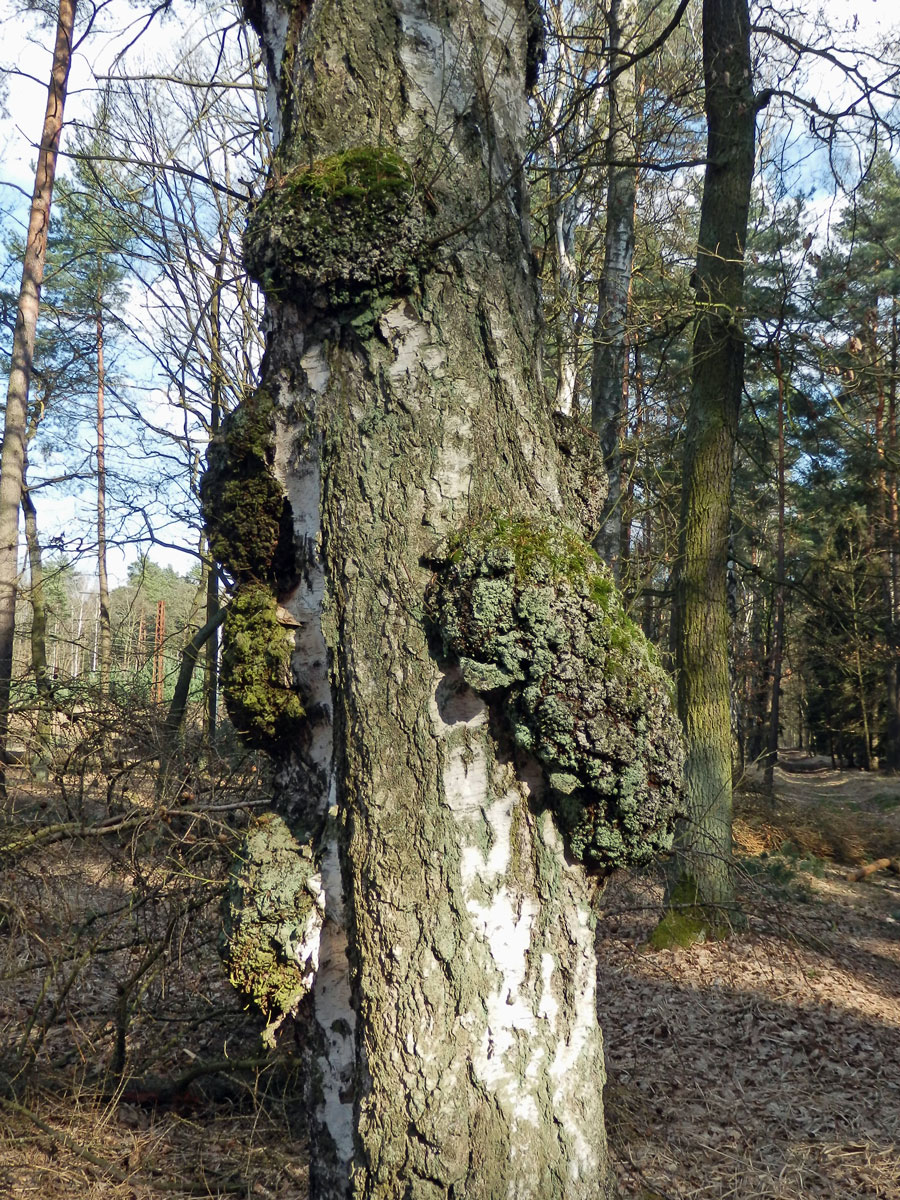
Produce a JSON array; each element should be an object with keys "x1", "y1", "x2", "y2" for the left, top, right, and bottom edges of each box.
[
  {"x1": 551, "y1": 901, "x2": 602, "y2": 1181},
  {"x1": 432, "y1": 671, "x2": 606, "y2": 1184},
  {"x1": 379, "y1": 301, "x2": 447, "y2": 384},
  {"x1": 301, "y1": 343, "x2": 330, "y2": 394},
  {"x1": 272, "y1": 370, "x2": 355, "y2": 1168},
  {"x1": 479, "y1": 0, "x2": 529, "y2": 149},
  {"x1": 291, "y1": 886, "x2": 324, "y2": 990},
  {"x1": 427, "y1": 409, "x2": 474, "y2": 522},
  {"x1": 314, "y1": 832, "x2": 356, "y2": 1165},
  {"x1": 260, "y1": 0, "x2": 289, "y2": 147},
  {"x1": 396, "y1": 3, "x2": 466, "y2": 128}
]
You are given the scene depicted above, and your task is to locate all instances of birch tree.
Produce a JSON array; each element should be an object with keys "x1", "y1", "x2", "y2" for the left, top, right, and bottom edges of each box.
[{"x1": 207, "y1": 0, "x2": 684, "y2": 1195}]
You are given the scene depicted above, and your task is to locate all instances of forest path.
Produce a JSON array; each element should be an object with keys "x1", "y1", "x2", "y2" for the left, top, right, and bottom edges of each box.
[{"x1": 599, "y1": 759, "x2": 900, "y2": 1200}]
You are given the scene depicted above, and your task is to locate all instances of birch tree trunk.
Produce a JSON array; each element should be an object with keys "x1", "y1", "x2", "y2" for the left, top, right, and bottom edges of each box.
[
  {"x1": 225, "y1": 0, "x2": 620, "y2": 1194},
  {"x1": 0, "y1": 0, "x2": 77, "y2": 790}
]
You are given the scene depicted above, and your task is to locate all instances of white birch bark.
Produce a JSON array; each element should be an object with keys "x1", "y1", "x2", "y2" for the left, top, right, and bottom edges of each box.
[{"x1": 238, "y1": 1, "x2": 614, "y2": 1194}]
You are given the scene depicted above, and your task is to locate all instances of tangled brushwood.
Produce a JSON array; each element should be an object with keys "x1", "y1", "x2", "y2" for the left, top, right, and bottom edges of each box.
[{"x1": 427, "y1": 514, "x2": 685, "y2": 873}]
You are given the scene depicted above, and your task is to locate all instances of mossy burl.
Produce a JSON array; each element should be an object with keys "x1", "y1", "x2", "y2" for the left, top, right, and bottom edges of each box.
[
  {"x1": 244, "y1": 146, "x2": 430, "y2": 317},
  {"x1": 222, "y1": 812, "x2": 324, "y2": 1046},
  {"x1": 201, "y1": 387, "x2": 286, "y2": 584},
  {"x1": 221, "y1": 584, "x2": 305, "y2": 754},
  {"x1": 427, "y1": 515, "x2": 685, "y2": 873}
]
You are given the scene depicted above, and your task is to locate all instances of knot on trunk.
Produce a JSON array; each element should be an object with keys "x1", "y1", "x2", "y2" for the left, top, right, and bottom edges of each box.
[
  {"x1": 426, "y1": 514, "x2": 685, "y2": 873},
  {"x1": 244, "y1": 147, "x2": 432, "y2": 331},
  {"x1": 201, "y1": 388, "x2": 304, "y2": 754},
  {"x1": 222, "y1": 813, "x2": 324, "y2": 1047},
  {"x1": 220, "y1": 584, "x2": 306, "y2": 754}
]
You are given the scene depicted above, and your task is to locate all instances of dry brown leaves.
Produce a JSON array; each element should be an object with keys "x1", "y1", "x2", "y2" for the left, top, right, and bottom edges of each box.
[{"x1": 599, "y1": 763, "x2": 900, "y2": 1200}]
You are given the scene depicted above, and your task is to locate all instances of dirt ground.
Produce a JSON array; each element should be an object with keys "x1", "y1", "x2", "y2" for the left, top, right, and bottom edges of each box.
[
  {"x1": 600, "y1": 754, "x2": 900, "y2": 1199},
  {"x1": 1, "y1": 755, "x2": 899, "y2": 1198}
]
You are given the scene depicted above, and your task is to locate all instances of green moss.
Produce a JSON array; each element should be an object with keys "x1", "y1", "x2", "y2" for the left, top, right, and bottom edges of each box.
[
  {"x1": 222, "y1": 813, "x2": 323, "y2": 1046},
  {"x1": 427, "y1": 514, "x2": 685, "y2": 873},
  {"x1": 221, "y1": 584, "x2": 306, "y2": 754},
  {"x1": 201, "y1": 388, "x2": 292, "y2": 585},
  {"x1": 244, "y1": 144, "x2": 430, "y2": 318},
  {"x1": 646, "y1": 879, "x2": 731, "y2": 949},
  {"x1": 284, "y1": 146, "x2": 414, "y2": 200}
]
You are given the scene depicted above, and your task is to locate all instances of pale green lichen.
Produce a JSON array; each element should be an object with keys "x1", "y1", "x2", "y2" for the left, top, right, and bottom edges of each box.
[
  {"x1": 427, "y1": 514, "x2": 684, "y2": 873},
  {"x1": 243, "y1": 146, "x2": 430, "y2": 318},
  {"x1": 221, "y1": 584, "x2": 305, "y2": 753},
  {"x1": 222, "y1": 812, "x2": 324, "y2": 1046}
]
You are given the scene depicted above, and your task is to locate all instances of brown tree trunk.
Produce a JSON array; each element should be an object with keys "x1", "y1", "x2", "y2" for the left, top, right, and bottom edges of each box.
[
  {"x1": 0, "y1": 0, "x2": 77, "y2": 792},
  {"x1": 763, "y1": 347, "x2": 787, "y2": 794},
  {"x1": 670, "y1": 0, "x2": 759, "y2": 920},
  {"x1": 592, "y1": 0, "x2": 638, "y2": 577},
  {"x1": 205, "y1": 252, "x2": 225, "y2": 740},
  {"x1": 96, "y1": 292, "x2": 112, "y2": 694},
  {"x1": 22, "y1": 485, "x2": 53, "y2": 780}
]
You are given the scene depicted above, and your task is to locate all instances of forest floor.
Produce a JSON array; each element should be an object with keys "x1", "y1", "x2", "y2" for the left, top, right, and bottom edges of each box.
[
  {"x1": 601, "y1": 751, "x2": 900, "y2": 1200},
  {"x1": 1, "y1": 752, "x2": 899, "y2": 1198}
]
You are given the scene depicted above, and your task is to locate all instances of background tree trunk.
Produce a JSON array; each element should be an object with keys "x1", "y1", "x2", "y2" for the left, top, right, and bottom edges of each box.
[
  {"x1": 238, "y1": 0, "x2": 613, "y2": 1195},
  {"x1": 763, "y1": 347, "x2": 787, "y2": 793},
  {"x1": 592, "y1": 0, "x2": 638, "y2": 577},
  {"x1": 670, "y1": 0, "x2": 758, "y2": 918},
  {"x1": 95, "y1": 290, "x2": 111, "y2": 694},
  {"x1": 0, "y1": 0, "x2": 77, "y2": 792}
]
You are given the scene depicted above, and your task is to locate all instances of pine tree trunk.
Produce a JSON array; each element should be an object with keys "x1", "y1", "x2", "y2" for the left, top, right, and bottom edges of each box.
[
  {"x1": 96, "y1": 296, "x2": 112, "y2": 694},
  {"x1": 0, "y1": 0, "x2": 77, "y2": 791},
  {"x1": 22, "y1": 485, "x2": 52, "y2": 779},
  {"x1": 592, "y1": 0, "x2": 638, "y2": 577},
  {"x1": 763, "y1": 348, "x2": 786, "y2": 794},
  {"x1": 885, "y1": 304, "x2": 900, "y2": 768},
  {"x1": 236, "y1": 1, "x2": 613, "y2": 1194},
  {"x1": 671, "y1": 0, "x2": 758, "y2": 916}
]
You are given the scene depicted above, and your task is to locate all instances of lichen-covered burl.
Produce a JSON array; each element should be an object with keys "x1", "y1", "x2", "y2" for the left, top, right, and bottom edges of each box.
[{"x1": 203, "y1": 0, "x2": 684, "y2": 1196}]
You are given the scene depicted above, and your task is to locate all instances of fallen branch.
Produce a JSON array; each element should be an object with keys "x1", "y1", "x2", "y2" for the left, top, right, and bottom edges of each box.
[
  {"x1": 0, "y1": 1093, "x2": 129, "y2": 1182},
  {"x1": 0, "y1": 811, "x2": 147, "y2": 860},
  {"x1": 846, "y1": 858, "x2": 900, "y2": 882}
]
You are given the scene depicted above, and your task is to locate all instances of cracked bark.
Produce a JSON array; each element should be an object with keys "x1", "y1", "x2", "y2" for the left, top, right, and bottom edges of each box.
[
  {"x1": 239, "y1": 1, "x2": 613, "y2": 1196},
  {"x1": 671, "y1": 0, "x2": 758, "y2": 914}
]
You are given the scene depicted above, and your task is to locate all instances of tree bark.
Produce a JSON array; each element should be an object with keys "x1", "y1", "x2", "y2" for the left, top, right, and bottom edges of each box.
[
  {"x1": 763, "y1": 347, "x2": 786, "y2": 794},
  {"x1": 671, "y1": 0, "x2": 758, "y2": 916},
  {"x1": 205, "y1": 252, "x2": 225, "y2": 740},
  {"x1": 236, "y1": 0, "x2": 614, "y2": 1194},
  {"x1": 22, "y1": 484, "x2": 53, "y2": 780},
  {"x1": 592, "y1": 0, "x2": 638, "y2": 577},
  {"x1": 0, "y1": 0, "x2": 76, "y2": 790},
  {"x1": 96, "y1": 289, "x2": 112, "y2": 694}
]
